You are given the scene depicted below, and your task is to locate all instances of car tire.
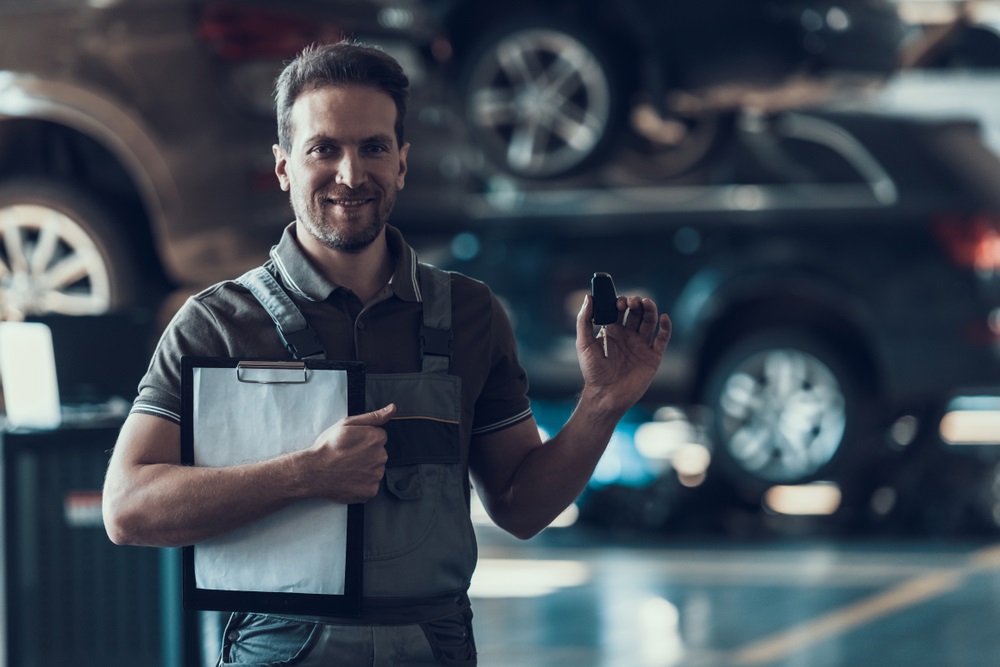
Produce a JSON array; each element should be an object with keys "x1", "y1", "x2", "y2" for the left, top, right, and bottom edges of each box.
[
  {"x1": 703, "y1": 330, "x2": 872, "y2": 489},
  {"x1": 460, "y1": 17, "x2": 626, "y2": 179},
  {"x1": 0, "y1": 178, "x2": 140, "y2": 319}
]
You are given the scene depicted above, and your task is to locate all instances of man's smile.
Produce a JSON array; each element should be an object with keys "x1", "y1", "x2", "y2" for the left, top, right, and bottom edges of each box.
[{"x1": 325, "y1": 197, "x2": 374, "y2": 207}]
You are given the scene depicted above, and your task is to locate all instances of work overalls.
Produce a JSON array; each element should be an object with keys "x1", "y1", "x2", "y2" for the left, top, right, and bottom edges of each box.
[{"x1": 219, "y1": 263, "x2": 478, "y2": 666}]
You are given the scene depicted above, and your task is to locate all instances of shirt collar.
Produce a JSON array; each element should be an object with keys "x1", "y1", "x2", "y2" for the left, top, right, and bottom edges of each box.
[{"x1": 269, "y1": 222, "x2": 422, "y2": 303}]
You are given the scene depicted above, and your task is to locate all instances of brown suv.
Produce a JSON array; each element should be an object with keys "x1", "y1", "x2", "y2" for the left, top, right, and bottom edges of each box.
[{"x1": 0, "y1": 0, "x2": 469, "y2": 320}]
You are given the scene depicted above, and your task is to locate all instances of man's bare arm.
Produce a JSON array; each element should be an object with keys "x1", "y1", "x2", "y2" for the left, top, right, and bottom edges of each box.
[
  {"x1": 103, "y1": 405, "x2": 395, "y2": 548},
  {"x1": 471, "y1": 294, "x2": 671, "y2": 539}
]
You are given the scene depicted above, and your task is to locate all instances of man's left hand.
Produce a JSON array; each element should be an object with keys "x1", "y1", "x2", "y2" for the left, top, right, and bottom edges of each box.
[{"x1": 576, "y1": 294, "x2": 672, "y2": 414}]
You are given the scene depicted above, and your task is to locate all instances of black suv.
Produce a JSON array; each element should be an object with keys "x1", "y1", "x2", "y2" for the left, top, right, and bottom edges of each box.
[{"x1": 444, "y1": 107, "x2": 1000, "y2": 498}]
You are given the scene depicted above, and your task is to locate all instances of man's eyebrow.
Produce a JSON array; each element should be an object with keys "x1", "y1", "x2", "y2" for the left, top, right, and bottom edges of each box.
[{"x1": 301, "y1": 133, "x2": 394, "y2": 146}]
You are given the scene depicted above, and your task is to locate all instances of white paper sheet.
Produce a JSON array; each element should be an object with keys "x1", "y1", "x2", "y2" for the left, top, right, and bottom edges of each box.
[{"x1": 191, "y1": 366, "x2": 350, "y2": 594}]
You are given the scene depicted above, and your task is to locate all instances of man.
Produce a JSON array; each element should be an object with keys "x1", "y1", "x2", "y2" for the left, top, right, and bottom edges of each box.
[{"x1": 103, "y1": 41, "x2": 671, "y2": 665}]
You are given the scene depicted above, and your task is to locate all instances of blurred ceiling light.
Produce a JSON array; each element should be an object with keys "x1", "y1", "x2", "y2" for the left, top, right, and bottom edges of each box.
[
  {"x1": 377, "y1": 8, "x2": 414, "y2": 30},
  {"x1": 674, "y1": 444, "x2": 711, "y2": 488},
  {"x1": 870, "y1": 486, "x2": 898, "y2": 517},
  {"x1": 889, "y1": 414, "x2": 920, "y2": 448},
  {"x1": 450, "y1": 232, "x2": 480, "y2": 261},
  {"x1": 634, "y1": 420, "x2": 692, "y2": 460},
  {"x1": 940, "y1": 410, "x2": 1000, "y2": 445},
  {"x1": 764, "y1": 482, "x2": 842, "y2": 516},
  {"x1": 826, "y1": 7, "x2": 851, "y2": 31},
  {"x1": 548, "y1": 503, "x2": 580, "y2": 529},
  {"x1": 469, "y1": 559, "x2": 590, "y2": 598}
]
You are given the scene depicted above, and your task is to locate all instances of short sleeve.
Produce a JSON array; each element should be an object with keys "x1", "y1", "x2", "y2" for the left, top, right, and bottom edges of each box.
[
  {"x1": 130, "y1": 293, "x2": 231, "y2": 424},
  {"x1": 470, "y1": 291, "x2": 532, "y2": 436}
]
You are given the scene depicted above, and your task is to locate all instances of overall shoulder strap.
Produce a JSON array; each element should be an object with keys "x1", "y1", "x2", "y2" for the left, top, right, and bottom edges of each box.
[
  {"x1": 235, "y1": 266, "x2": 327, "y2": 360},
  {"x1": 417, "y1": 263, "x2": 453, "y2": 374}
]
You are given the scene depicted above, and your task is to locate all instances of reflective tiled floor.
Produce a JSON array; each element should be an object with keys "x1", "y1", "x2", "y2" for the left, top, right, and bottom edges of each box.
[{"x1": 470, "y1": 525, "x2": 1000, "y2": 667}]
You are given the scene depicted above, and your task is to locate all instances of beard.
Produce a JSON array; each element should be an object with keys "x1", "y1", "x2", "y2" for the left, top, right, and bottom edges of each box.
[{"x1": 292, "y1": 183, "x2": 398, "y2": 253}]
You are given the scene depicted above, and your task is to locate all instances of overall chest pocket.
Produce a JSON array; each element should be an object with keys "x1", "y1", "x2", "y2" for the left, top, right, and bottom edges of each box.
[{"x1": 363, "y1": 374, "x2": 464, "y2": 564}]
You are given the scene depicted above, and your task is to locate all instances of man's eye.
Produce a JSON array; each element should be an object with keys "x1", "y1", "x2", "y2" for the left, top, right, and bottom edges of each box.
[
  {"x1": 311, "y1": 145, "x2": 334, "y2": 155},
  {"x1": 365, "y1": 144, "x2": 389, "y2": 154}
]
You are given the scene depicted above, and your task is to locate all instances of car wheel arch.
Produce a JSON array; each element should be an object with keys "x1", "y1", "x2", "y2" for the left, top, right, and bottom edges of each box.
[
  {"x1": 682, "y1": 273, "x2": 884, "y2": 404},
  {"x1": 0, "y1": 75, "x2": 177, "y2": 242},
  {"x1": 0, "y1": 117, "x2": 165, "y2": 273}
]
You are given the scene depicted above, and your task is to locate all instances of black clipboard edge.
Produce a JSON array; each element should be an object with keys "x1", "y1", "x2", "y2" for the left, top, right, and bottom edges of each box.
[{"x1": 179, "y1": 356, "x2": 366, "y2": 617}]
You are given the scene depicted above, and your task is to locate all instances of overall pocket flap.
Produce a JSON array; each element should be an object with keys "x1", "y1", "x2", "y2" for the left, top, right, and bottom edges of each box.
[{"x1": 384, "y1": 465, "x2": 423, "y2": 500}]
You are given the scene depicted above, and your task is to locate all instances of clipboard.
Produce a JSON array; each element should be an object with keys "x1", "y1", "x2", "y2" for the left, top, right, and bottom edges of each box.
[{"x1": 180, "y1": 356, "x2": 366, "y2": 616}]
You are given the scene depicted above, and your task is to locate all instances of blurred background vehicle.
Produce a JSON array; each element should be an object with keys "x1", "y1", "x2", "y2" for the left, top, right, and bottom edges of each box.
[
  {"x1": 0, "y1": 0, "x2": 471, "y2": 321},
  {"x1": 428, "y1": 0, "x2": 904, "y2": 182},
  {"x1": 445, "y1": 107, "x2": 1000, "y2": 530}
]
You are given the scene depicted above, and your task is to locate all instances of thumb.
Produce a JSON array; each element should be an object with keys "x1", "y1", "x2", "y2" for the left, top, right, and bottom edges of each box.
[{"x1": 346, "y1": 403, "x2": 397, "y2": 427}]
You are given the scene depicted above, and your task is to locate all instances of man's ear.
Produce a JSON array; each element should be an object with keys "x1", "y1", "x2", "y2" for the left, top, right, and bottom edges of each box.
[
  {"x1": 396, "y1": 142, "x2": 410, "y2": 191},
  {"x1": 273, "y1": 144, "x2": 290, "y2": 192}
]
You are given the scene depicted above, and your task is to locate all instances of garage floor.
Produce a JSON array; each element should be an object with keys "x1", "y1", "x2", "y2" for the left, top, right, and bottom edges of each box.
[{"x1": 470, "y1": 524, "x2": 1000, "y2": 667}]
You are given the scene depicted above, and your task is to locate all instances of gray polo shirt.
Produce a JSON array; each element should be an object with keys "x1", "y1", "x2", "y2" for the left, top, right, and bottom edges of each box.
[{"x1": 133, "y1": 223, "x2": 533, "y2": 456}]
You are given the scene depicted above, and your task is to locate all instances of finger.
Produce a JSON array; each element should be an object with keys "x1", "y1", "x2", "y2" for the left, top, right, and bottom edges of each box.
[
  {"x1": 651, "y1": 313, "x2": 672, "y2": 353},
  {"x1": 347, "y1": 403, "x2": 397, "y2": 426},
  {"x1": 635, "y1": 298, "x2": 659, "y2": 338},
  {"x1": 618, "y1": 296, "x2": 630, "y2": 327},
  {"x1": 623, "y1": 296, "x2": 645, "y2": 330},
  {"x1": 577, "y1": 294, "x2": 596, "y2": 343}
]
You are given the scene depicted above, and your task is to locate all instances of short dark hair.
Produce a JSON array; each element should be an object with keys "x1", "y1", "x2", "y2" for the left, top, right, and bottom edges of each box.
[{"x1": 274, "y1": 40, "x2": 410, "y2": 152}]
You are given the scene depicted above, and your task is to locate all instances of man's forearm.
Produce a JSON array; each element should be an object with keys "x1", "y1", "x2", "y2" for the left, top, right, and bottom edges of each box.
[
  {"x1": 492, "y1": 392, "x2": 626, "y2": 539},
  {"x1": 103, "y1": 452, "x2": 309, "y2": 548}
]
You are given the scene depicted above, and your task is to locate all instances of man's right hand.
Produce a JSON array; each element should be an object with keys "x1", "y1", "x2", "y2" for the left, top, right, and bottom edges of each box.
[{"x1": 304, "y1": 403, "x2": 396, "y2": 503}]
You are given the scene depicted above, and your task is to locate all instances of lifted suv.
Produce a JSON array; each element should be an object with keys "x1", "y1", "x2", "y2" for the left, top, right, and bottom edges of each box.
[
  {"x1": 0, "y1": 0, "x2": 463, "y2": 320},
  {"x1": 445, "y1": 108, "x2": 1000, "y2": 496}
]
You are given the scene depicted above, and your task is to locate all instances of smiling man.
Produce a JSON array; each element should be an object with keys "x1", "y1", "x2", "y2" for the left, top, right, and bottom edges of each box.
[{"x1": 102, "y1": 41, "x2": 671, "y2": 666}]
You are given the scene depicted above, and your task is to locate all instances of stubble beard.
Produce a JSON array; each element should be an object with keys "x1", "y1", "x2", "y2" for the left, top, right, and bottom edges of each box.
[{"x1": 294, "y1": 185, "x2": 398, "y2": 254}]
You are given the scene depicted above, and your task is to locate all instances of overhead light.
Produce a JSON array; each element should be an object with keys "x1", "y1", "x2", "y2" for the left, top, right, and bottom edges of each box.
[{"x1": 764, "y1": 482, "x2": 842, "y2": 516}]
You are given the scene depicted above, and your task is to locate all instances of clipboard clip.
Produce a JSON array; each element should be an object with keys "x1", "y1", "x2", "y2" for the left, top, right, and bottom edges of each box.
[{"x1": 236, "y1": 361, "x2": 308, "y2": 384}]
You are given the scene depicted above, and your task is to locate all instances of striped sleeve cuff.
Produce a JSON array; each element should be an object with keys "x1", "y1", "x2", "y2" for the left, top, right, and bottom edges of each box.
[
  {"x1": 471, "y1": 407, "x2": 533, "y2": 437},
  {"x1": 130, "y1": 401, "x2": 181, "y2": 424}
]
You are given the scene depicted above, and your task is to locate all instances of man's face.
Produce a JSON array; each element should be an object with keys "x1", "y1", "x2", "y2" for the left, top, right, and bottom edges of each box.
[{"x1": 273, "y1": 84, "x2": 409, "y2": 253}]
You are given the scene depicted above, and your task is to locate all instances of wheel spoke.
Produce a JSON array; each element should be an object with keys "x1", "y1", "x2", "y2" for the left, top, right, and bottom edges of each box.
[
  {"x1": 29, "y1": 217, "x2": 61, "y2": 276},
  {"x1": 539, "y1": 51, "x2": 581, "y2": 93},
  {"x1": 720, "y1": 372, "x2": 763, "y2": 421},
  {"x1": 1, "y1": 215, "x2": 29, "y2": 274},
  {"x1": 549, "y1": 104, "x2": 601, "y2": 150},
  {"x1": 42, "y1": 253, "x2": 90, "y2": 290},
  {"x1": 507, "y1": 121, "x2": 546, "y2": 171},
  {"x1": 729, "y1": 426, "x2": 773, "y2": 471},
  {"x1": 495, "y1": 39, "x2": 543, "y2": 88},
  {"x1": 470, "y1": 87, "x2": 520, "y2": 128}
]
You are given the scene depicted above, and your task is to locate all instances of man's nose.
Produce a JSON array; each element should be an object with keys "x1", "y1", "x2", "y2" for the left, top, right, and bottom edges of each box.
[{"x1": 335, "y1": 151, "x2": 367, "y2": 189}]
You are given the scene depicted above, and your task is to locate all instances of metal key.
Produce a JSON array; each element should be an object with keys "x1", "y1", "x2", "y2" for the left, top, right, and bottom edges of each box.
[{"x1": 591, "y1": 272, "x2": 618, "y2": 357}]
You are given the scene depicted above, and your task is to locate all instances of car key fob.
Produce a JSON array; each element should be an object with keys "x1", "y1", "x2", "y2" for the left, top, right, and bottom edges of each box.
[{"x1": 591, "y1": 272, "x2": 618, "y2": 325}]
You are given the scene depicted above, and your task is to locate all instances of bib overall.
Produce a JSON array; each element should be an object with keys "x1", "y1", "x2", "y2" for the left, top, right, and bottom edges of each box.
[{"x1": 218, "y1": 263, "x2": 478, "y2": 666}]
